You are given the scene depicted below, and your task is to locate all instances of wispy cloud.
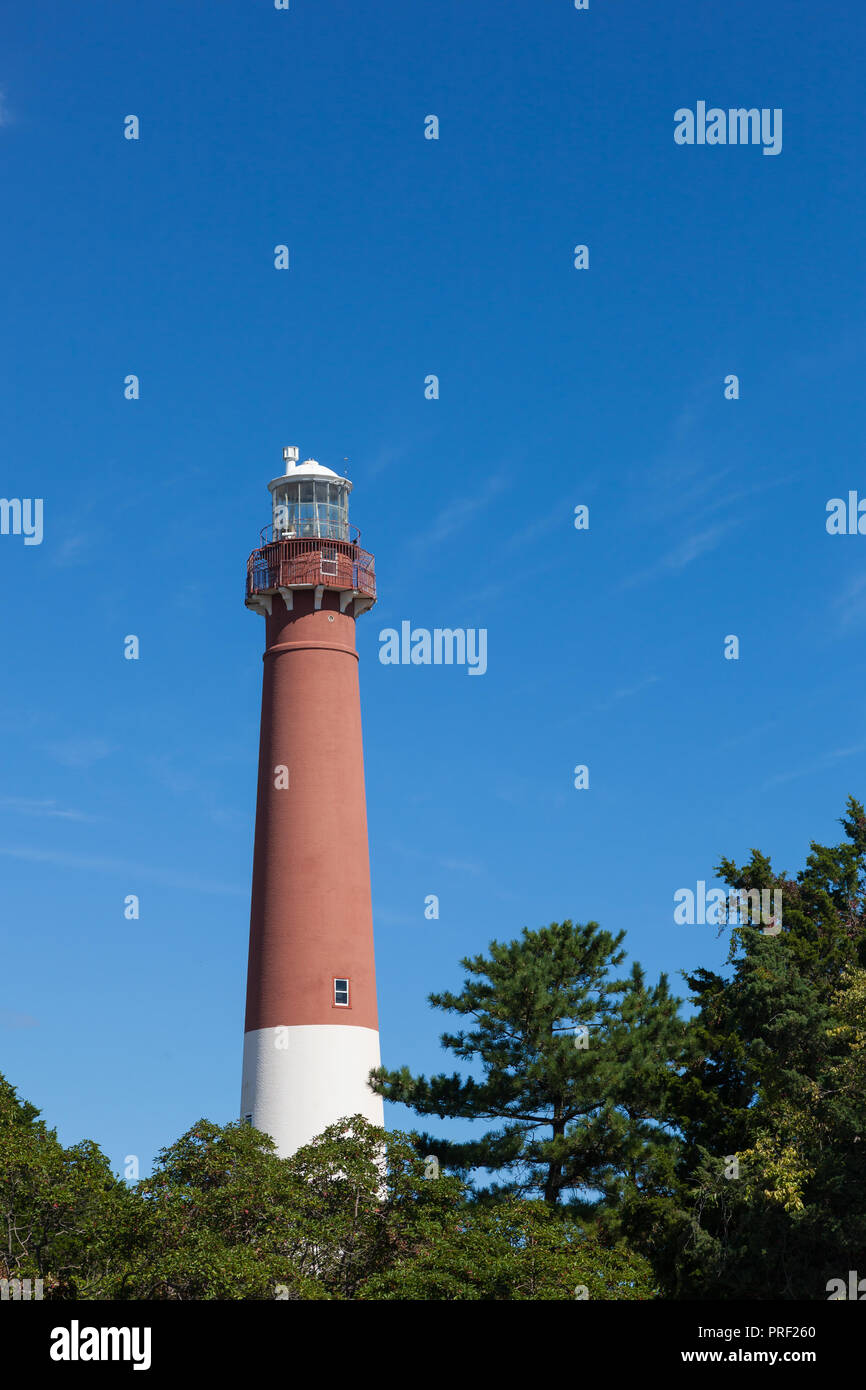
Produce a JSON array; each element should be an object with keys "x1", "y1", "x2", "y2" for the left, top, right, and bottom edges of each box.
[
  {"x1": 439, "y1": 856, "x2": 484, "y2": 875},
  {"x1": 44, "y1": 737, "x2": 113, "y2": 768},
  {"x1": 385, "y1": 840, "x2": 488, "y2": 877},
  {"x1": 832, "y1": 573, "x2": 866, "y2": 633},
  {"x1": 761, "y1": 741, "x2": 866, "y2": 791},
  {"x1": 0, "y1": 797, "x2": 95, "y2": 822},
  {"x1": 145, "y1": 754, "x2": 198, "y2": 796},
  {"x1": 595, "y1": 674, "x2": 661, "y2": 712},
  {"x1": 502, "y1": 502, "x2": 565, "y2": 551},
  {"x1": 0, "y1": 845, "x2": 245, "y2": 897},
  {"x1": 719, "y1": 718, "x2": 780, "y2": 750},
  {"x1": 0, "y1": 1010, "x2": 38, "y2": 1030},
  {"x1": 415, "y1": 474, "x2": 510, "y2": 552},
  {"x1": 616, "y1": 386, "x2": 798, "y2": 590},
  {"x1": 365, "y1": 444, "x2": 408, "y2": 480},
  {"x1": 619, "y1": 520, "x2": 738, "y2": 590},
  {"x1": 372, "y1": 908, "x2": 418, "y2": 928},
  {"x1": 662, "y1": 520, "x2": 738, "y2": 569},
  {"x1": 142, "y1": 754, "x2": 241, "y2": 829},
  {"x1": 464, "y1": 557, "x2": 557, "y2": 607},
  {"x1": 53, "y1": 532, "x2": 93, "y2": 567}
]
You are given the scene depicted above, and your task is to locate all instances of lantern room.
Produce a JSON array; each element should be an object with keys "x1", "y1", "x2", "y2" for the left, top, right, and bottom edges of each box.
[{"x1": 268, "y1": 447, "x2": 351, "y2": 541}]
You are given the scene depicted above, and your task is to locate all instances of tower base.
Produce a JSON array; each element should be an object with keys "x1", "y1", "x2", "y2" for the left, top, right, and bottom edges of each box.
[{"x1": 240, "y1": 1024, "x2": 384, "y2": 1158}]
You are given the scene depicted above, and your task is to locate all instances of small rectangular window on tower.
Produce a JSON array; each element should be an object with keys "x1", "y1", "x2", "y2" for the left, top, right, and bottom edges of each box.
[{"x1": 334, "y1": 977, "x2": 350, "y2": 1006}]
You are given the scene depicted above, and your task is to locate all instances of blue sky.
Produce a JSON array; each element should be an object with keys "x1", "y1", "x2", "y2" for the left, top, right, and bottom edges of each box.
[{"x1": 2, "y1": 0, "x2": 866, "y2": 1176}]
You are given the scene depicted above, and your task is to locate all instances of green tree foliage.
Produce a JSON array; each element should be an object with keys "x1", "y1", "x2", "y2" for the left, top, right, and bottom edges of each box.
[
  {"x1": 0, "y1": 1089, "x2": 654, "y2": 1299},
  {"x1": 642, "y1": 798, "x2": 866, "y2": 1298},
  {"x1": 369, "y1": 920, "x2": 684, "y2": 1214},
  {"x1": 0, "y1": 1074, "x2": 128, "y2": 1297},
  {"x1": 361, "y1": 1196, "x2": 656, "y2": 1300},
  {"x1": 113, "y1": 1114, "x2": 654, "y2": 1299}
]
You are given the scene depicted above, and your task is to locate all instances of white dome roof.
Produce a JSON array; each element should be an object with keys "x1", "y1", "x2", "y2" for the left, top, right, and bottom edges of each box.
[
  {"x1": 292, "y1": 458, "x2": 341, "y2": 480},
  {"x1": 267, "y1": 455, "x2": 352, "y2": 494}
]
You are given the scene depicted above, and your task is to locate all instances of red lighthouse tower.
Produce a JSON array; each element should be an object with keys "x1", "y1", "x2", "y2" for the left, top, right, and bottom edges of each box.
[{"x1": 240, "y1": 447, "x2": 384, "y2": 1157}]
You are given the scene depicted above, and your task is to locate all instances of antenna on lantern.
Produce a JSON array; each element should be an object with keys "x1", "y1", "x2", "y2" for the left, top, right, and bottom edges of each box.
[{"x1": 282, "y1": 445, "x2": 299, "y2": 472}]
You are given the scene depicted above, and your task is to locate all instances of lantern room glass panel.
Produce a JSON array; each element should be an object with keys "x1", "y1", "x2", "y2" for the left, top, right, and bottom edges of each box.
[{"x1": 272, "y1": 478, "x2": 350, "y2": 541}]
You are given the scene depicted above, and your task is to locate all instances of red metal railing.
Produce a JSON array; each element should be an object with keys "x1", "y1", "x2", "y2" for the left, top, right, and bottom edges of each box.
[{"x1": 246, "y1": 536, "x2": 376, "y2": 602}]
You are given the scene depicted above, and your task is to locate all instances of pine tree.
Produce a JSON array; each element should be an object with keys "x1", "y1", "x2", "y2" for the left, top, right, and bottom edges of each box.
[
  {"x1": 646, "y1": 798, "x2": 866, "y2": 1298},
  {"x1": 369, "y1": 919, "x2": 684, "y2": 1211}
]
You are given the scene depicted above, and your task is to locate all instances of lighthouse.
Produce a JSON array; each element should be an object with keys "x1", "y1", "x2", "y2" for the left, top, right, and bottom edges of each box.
[{"x1": 240, "y1": 447, "x2": 384, "y2": 1157}]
